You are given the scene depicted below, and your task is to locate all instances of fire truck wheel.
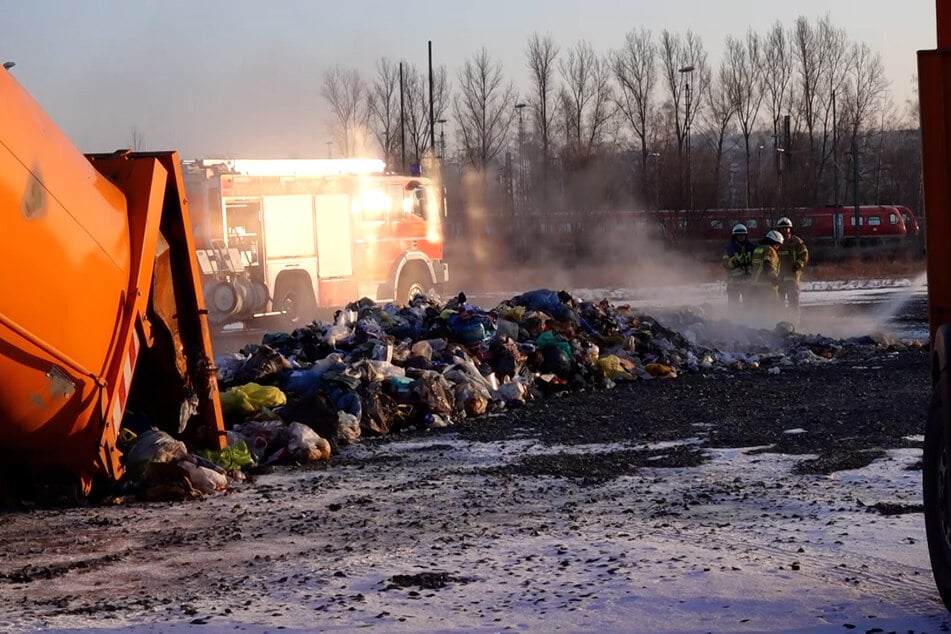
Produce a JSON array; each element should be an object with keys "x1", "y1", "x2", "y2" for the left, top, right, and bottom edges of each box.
[
  {"x1": 276, "y1": 279, "x2": 318, "y2": 330},
  {"x1": 397, "y1": 266, "x2": 430, "y2": 305},
  {"x1": 924, "y1": 373, "x2": 951, "y2": 612}
]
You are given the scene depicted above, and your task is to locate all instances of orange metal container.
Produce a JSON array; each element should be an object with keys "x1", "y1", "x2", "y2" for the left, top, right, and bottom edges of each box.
[{"x1": 0, "y1": 68, "x2": 224, "y2": 494}]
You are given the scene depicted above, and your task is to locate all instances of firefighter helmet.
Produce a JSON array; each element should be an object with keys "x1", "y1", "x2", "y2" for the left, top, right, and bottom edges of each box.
[
  {"x1": 766, "y1": 230, "x2": 785, "y2": 245},
  {"x1": 732, "y1": 223, "x2": 748, "y2": 235},
  {"x1": 776, "y1": 217, "x2": 793, "y2": 229}
]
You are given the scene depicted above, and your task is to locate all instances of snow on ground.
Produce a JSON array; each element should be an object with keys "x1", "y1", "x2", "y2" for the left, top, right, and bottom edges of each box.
[
  {"x1": 19, "y1": 279, "x2": 938, "y2": 634},
  {"x1": 32, "y1": 441, "x2": 948, "y2": 634}
]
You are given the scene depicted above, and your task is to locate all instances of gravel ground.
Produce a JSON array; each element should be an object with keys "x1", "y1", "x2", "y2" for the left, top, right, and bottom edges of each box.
[{"x1": 0, "y1": 295, "x2": 942, "y2": 632}]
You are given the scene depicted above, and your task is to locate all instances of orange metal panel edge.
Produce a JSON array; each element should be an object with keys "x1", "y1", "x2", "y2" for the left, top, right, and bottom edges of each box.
[
  {"x1": 89, "y1": 152, "x2": 227, "y2": 453},
  {"x1": 918, "y1": 47, "x2": 951, "y2": 344}
]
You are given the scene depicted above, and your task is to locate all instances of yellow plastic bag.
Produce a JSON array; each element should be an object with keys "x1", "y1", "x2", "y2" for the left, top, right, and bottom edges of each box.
[
  {"x1": 220, "y1": 388, "x2": 256, "y2": 418},
  {"x1": 498, "y1": 305, "x2": 526, "y2": 323},
  {"x1": 598, "y1": 355, "x2": 636, "y2": 381},
  {"x1": 239, "y1": 382, "x2": 287, "y2": 409},
  {"x1": 220, "y1": 382, "x2": 286, "y2": 418}
]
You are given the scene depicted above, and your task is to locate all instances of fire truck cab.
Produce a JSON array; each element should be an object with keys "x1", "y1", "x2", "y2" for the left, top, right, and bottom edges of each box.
[{"x1": 184, "y1": 159, "x2": 449, "y2": 328}]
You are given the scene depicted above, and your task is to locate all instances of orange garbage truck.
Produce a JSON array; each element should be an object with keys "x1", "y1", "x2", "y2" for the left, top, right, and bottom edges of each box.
[
  {"x1": 0, "y1": 65, "x2": 225, "y2": 497},
  {"x1": 920, "y1": 0, "x2": 951, "y2": 612}
]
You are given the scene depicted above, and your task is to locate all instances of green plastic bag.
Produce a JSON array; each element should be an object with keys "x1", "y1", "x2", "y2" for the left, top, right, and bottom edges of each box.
[
  {"x1": 536, "y1": 331, "x2": 572, "y2": 358},
  {"x1": 201, "y1": 439, "x2": 255, "y2": 470}
]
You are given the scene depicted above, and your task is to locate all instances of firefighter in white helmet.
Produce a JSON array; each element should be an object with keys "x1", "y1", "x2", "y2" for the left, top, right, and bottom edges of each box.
[
  {"x1": 775, "y1": 216, "x2": 809, "y2": 320},
  {"x1": 749, "y1": 230, "x2": 784, "y2": 313},
  {"x1": 722, "y1": 223, "x2": 755, "y2": 307}
]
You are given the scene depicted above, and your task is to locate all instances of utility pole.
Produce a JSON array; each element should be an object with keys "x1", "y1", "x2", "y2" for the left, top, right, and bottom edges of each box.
[
  {"x1": 832, "y1": 89, "x2": 838, "y2": 206},
  {"x1": 852, "y1": 135, "x2": 861, "y2": 247},
  {"x1": 514, "y1": 102, "x2": 527, "y2": 214},
  {"x1": 678, "y1": 65, "x2": 695, "y2": 211},
  {"x1": 399, "y1": 62, "x2": 406, "y2": 175},
  {"x1": 428, "y1": 41, "x2": 436, "y2": 158},
  {"x1": 436, "y1": 118, "x2": 447, "y2": 160}
]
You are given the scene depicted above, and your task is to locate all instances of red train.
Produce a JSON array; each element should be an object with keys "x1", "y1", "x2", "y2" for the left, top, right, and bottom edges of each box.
[
  {"x1": 448, "y1": 204, "x2": 923, "y2": 266},
  {"x1": 686, "y1": 205, "x2": 921, "y2": 248}
]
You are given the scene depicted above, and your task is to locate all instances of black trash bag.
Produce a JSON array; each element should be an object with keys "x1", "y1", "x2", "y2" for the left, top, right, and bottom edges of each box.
[
  {"x1": 489, "y1": 336, "x2": 525, "y2": 380},
  {"x1": 539, "y1": 343, "x2": 573, "y2": 378},
  {"x1": 228, "y1": 345, "x2": 289, "y2": 388},
  {"x1": 278, "y1": 391, "x2": 341, "y2": 451},
  {"x1": 357, "y1": 383, "x2": 400, "y2": 436},
  {"x1": 408, "y1": 370, "x2": 454, "y2": 417}
]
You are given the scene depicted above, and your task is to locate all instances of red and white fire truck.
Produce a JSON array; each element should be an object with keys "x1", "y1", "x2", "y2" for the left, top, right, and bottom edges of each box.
[{"x1": 183, "y1": 158, "x2": 449, "y2": 329}]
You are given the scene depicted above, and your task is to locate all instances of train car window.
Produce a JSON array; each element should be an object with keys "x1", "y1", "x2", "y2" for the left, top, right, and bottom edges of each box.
[
  {"x1": 747, "y1": 219, "x2": 758, "y2": 229},
  {"x1": 849, "y1": 217, "x2": 865, "y2": 226},
  {"x1": 710, "y1": 220, "x2": 723, "y2": 229},
  {"x1": 801, "y1": 217, "x2": 813, "y2": 227},
  {"x1": 889, "y1": 213, "x2": 899, "y2": 224},
  {"x1": 868, "y1": 216, "x2": 882, "y2": 226}
]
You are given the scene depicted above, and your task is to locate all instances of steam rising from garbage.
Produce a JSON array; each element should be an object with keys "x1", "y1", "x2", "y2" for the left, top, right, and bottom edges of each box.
[{"x1": 445, "y1": 175, "x2": 926, "y2": 353}]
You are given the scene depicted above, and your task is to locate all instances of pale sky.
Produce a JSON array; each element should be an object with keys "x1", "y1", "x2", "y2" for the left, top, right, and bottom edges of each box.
[{"x1": 1, "y1": 0, "x2": 936, "y2": 159}]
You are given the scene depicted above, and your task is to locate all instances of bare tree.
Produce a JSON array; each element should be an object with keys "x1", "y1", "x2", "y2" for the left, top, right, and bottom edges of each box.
[
  {"x1": 367, "y1": 58, "x2": 401, "y2": 169},
  {"x1": 558, "y1": 40, "x2": 614, "y2": 168},
  {"x1": 453, "y1": 48, "x2": 517, "y2": 170},
  {"x1": 659, "y1": 30, "x2": 710, "y2": 157},
  {"x1": 431, "y1": 66, "x2": 451, "y2": 154},
  {"x1": 322, "y1": 65, "x2": 370, "y2": 158},
  {"x1": 723, "y1": 30, "x2": 764, "y2": 206},
  {"x1": 401, "y1": 65, "x2": 429, "y2": 165},
  {"x1": 400, "y1": 63, "x2": 453, "y2": 166},
  {"x1": 613, "y1": 28, "x2": 658, "y2": 202},
  {"x1": 129, "y1": 127, "x2": 145, "y2": 151},
  {"x1": 525, "y1": 32, "x2": 560, "y2": 170},
  {"x1": 659, "y1": 30, "x2": 710, "y2": 213},
  {"x1": 761, "y1": 20, "x2": 793, "y2": 145},
  {"x1": 841, "y1": 42, "x2": 889, "y2": 138},
  {"x1": 702, "y1": 66, "x2": 736, "y2": 207},
  {"x1": 791, "y1": 16, "x2": 821, "y2": 147},
  {"x1": 789, "y1": 14, "x2": 849, "y2": 199}
]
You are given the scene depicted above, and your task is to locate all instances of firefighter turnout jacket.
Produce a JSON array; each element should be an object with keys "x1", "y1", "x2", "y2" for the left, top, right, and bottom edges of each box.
[
  {"x1": 778, "y1": 234, "x2": 809, "y2": 279},
  {"x1": 751, "y1": 242, "x2": 781, "y2": 287},
  {"x1": 722, "y1": 238, "x2": 755, "y2": 279}
]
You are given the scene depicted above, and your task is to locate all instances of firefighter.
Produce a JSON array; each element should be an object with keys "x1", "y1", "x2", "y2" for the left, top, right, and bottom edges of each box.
[
  {"x1": 722, "y1": 223, "x2": 755, "y2": 307},
  {"x1": 775, "y1": 216, "x2": 809, "y2": 320},
  {"x1": 749, "y1": 230, "x2": 784, "y2": 317}
]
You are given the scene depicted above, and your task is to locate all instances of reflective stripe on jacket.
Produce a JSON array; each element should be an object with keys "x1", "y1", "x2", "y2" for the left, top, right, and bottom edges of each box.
[{"x1": 722, "y1": 239, "x2": 755, "y2": 279}]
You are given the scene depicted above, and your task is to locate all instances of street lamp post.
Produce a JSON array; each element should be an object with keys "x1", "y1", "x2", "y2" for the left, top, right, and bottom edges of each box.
[
  {"x1": 678, "y1": 65, "x2": 695, "y2": 211},
  {"x1": 514, "y1": 102, "x2": 527, "y2": 213},
  {"x1": 436, "y1": 118, "x2": 447, "y2": 160}
]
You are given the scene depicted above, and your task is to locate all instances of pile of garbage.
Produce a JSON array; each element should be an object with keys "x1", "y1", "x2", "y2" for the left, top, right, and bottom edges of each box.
[{"x1": 116, "y1": 289, "x2": 918, "y2": 501}]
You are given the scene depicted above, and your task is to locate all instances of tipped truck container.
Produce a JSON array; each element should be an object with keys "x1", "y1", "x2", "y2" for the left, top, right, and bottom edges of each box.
[{"x1": 0, "y1": 66, "x2": 225, "y2": 496}]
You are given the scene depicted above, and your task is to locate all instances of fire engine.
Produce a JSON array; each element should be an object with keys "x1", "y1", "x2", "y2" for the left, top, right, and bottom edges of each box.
[{"x1": 183, "y1": 158, "x2": 449, "y2": 329}]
